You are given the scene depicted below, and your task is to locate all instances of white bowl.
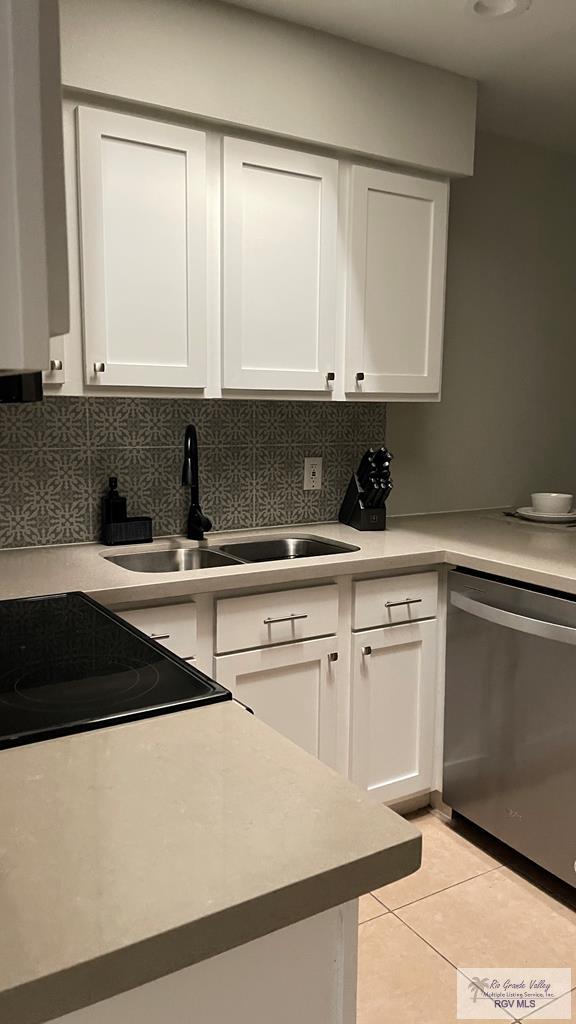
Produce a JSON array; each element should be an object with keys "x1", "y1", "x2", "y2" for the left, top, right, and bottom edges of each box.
[{"x1": 531, "y1": 492, "x2": 573, "y2": 514}]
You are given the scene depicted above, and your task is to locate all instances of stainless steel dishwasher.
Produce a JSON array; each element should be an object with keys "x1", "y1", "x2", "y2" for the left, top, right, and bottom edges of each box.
[{"x1": 444, "y1": 568, "x2": 576, "y2": 887}]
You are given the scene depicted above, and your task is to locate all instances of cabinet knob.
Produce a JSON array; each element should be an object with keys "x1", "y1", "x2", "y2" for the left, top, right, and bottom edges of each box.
[
  {"x1": 328, "y1": 651, "x2": 338, "y2": 662},
  {"x1": 49, "y1": 359, "x2": 63, "y2": 371},
  {"x1": 93, "y1": 362, "x2": 106, "y2": 373},
  {"x1": 355, "y1": 372, "x2": 365, "y2": 383},
  {"x1": 326, "y1": 371, "x2": 335, "y2": 386},
  {"x1": 361, "y1": 645, "x2": 372, "y2": 656}
]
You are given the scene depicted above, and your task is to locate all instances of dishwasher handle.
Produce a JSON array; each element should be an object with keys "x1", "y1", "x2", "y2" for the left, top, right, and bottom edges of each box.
[{"x1": 451, "y1": 590, "x2": 576, "y2": 646}]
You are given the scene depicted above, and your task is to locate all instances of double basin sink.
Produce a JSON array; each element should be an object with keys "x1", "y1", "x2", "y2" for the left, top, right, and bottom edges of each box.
[{"x1": 105, "y1": 535, "x2": 360, "y2": 574}]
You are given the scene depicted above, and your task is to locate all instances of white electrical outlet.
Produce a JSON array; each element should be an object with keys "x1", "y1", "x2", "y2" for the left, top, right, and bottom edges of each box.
[{"x1": 303, "y1": 457, "x2": 322, "y2": 490}]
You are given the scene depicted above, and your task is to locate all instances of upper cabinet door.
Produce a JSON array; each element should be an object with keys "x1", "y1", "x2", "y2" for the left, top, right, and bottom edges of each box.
[
  {"x1": 345, "y1": 166, "x2": 449, "y2": 397},
  {"x1": 0, "y1": 0, "x2": 68, "y2": 373},
  {"x1": 77, "y1": 108, "x2": 207, "y2": 388},
  {"x1": 222, "y1": 139, "x2": 338, "y2": 393}
]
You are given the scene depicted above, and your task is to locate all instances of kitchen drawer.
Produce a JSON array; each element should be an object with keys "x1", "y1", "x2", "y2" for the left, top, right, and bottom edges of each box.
[
  {"x1": 353, "y1": 572, "x2": 438, "y2": 629},
  {"x1": 117, "y1": 602, "x2": 197, "y2": 660},
  {"x1": 216, "y1": 585, "x2": 338, "y2": 653}
]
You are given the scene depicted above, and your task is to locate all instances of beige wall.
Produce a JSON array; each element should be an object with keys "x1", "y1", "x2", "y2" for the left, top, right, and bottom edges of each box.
[
  {"x1": 387, "y1": 132, "x2": 576, "y2": 516},
  {"x1": 59, "y1": 0, "x2": 476, "y2": 176}
]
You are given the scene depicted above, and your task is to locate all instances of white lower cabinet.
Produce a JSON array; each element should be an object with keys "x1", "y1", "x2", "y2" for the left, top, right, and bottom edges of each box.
[
  {"x1": 350, "y1": 619, "x2": 437, "y2": 803},
  {"x1": 214, "y1": 636, "x2": 339, "y2": 769},
  {"x1": 112, "y1": 572, "x2": 439, "y2": 801}
]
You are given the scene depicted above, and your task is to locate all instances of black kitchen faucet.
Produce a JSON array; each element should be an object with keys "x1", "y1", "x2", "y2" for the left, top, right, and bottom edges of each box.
[{"x1": 181, "y1": 424, "x2": 213, "y2": 540}]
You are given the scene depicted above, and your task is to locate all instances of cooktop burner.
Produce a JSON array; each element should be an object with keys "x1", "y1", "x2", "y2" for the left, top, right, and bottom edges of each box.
[{"x1": 0, "y1": 592, "x2": 231, "y2": 749}]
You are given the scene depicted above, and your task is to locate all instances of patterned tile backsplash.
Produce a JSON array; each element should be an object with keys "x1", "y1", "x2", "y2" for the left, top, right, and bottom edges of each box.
[{"x1": 0, "y1": 397, "x2": 386, "y2": 549}]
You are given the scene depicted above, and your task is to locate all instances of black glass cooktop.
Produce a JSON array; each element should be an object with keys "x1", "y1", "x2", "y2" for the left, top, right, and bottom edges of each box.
[{"x1": 0, "y1": 592, "x2": 231, "y2": 749}]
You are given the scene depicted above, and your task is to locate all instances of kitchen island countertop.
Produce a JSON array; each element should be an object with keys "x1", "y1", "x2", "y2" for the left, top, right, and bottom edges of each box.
[{"x1": 0, "y1": 702, "x2": 420, "y2": 1024}]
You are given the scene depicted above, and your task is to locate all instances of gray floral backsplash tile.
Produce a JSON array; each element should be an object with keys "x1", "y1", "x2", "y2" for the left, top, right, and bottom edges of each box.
[{"x1": 0, "y1": 397, "x2": 386, "y2": 549}]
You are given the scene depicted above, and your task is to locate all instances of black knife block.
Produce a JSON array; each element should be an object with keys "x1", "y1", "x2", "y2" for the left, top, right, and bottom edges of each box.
[{"x1": 338, "y1": 473, "x2": 387, "y2": 531}]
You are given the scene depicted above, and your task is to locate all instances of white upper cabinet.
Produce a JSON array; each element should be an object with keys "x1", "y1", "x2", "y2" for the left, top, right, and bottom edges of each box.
[
  {"x1": 68, "y1": 108, "x2": 452, "y2": 399},
  {"x1": 222, "y1": 138, "x2": 338, "y2": 393},
  {"x1": 77, "y1": 108, "x2": 208, "y2": 389},
  {"x1": 345, "y1": 166, "x2": 449, "y2": 398},
  {"x1": 0, "y1": 0, "x2": 68, "y2": 373}
]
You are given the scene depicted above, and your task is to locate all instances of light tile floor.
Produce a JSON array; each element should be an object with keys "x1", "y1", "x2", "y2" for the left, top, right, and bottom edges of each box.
[{"x1": 358, "y1": 811, "x2": 576, "y2": 1024}]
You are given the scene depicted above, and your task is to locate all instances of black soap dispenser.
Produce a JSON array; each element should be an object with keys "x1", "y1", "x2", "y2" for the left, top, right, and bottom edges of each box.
[
  {"x1": 100, "y1": 477, "x2": 153, "y2": 545},
  {"x1": 102, "y1": 477, "x2": 127, "y2": 526}
]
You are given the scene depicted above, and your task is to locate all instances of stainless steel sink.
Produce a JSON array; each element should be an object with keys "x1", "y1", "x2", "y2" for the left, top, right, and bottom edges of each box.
[
  {"x1": 104, "y1": 535, "x2": 359, "y2": 573},
  {"x1": 217, "y1": 535, "x2": 360, "y2": 562},
  {"x1": 104, "y1": 547, "x2": 244, "y2": 573}
]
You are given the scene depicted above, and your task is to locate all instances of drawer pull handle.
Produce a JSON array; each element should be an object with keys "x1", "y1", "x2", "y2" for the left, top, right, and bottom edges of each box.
[
  {"x1": 385, "y1": 598, "x2": 423, "y2": 609},
  {"x1": 149, "y1": 632, "x2": 170, "y2": 640},
  {"x1": 184, "y1": 656, "x2": 196, "y2": 662},
  {"x1": 263, "y1": 613, "x2": 308, "y2": 625},
  {"x1": 328, "y1": 651, "x2": 338, "y2": 662},
  {"x1": 361, "y1": 645, "x2": 372, "y2": 656}
]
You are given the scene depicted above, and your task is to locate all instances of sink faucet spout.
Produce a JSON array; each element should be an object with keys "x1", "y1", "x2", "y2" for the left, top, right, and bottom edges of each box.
[{"x1": 182, "y1": 424, "x2": 212, "y2": 540}]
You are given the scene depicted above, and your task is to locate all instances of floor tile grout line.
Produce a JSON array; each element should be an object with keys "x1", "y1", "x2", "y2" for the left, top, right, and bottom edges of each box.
[
  {"x1": 372, "y1": 864, "x2": 503, "y2": 913},
  {"x1": 359, "y1": 911, "x2": 389, "y2": 925},
  {"x1": 369, "y1": 891, "x2": 389, "y2": 910},
  {"x1": 358, "y1": 896, "x2": 389, "y2": 926},
  {"x1": 514, "y1": 984, "x2": 576, "y2": 1023},
  {"x1": 387, "y1": 909, "x2": 518, "y2": 1022}
]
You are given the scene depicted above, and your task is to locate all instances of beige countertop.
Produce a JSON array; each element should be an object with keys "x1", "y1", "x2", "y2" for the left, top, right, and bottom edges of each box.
[
  {"x1": 2, "y1": 508, "x2": 575, "y2": 1024},
  {"x1": 1, "y1": 510, "x2": 576, "y2": 606},
  {"x1": 0, "y1": 703, "x2": 420, "y2": 1024}
]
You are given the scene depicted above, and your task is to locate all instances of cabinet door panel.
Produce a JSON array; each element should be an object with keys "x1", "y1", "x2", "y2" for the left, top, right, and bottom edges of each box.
[
  {"x1": 346, "y1": 166, "x2": 448, "y2": 396},
  {"x1": 351, "y1": 620, "x2": 437, "y2": 803},
  {"x1": 1, "y1": 0, "x2": 65, "y2": 371},
  {"x1": 77, "y1": 108, "x2": 207, "y2": 388},
  {"x1": 215, "y1": 637, "x2": 338, "y2": 767},
  {"x1": 223, "y1": 138, "x2": 338, "y2": 392}
]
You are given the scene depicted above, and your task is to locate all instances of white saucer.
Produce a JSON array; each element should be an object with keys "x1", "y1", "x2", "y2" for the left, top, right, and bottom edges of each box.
[{"x1": 516, "y1": 506, "x2": 576, "y2": 524}]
